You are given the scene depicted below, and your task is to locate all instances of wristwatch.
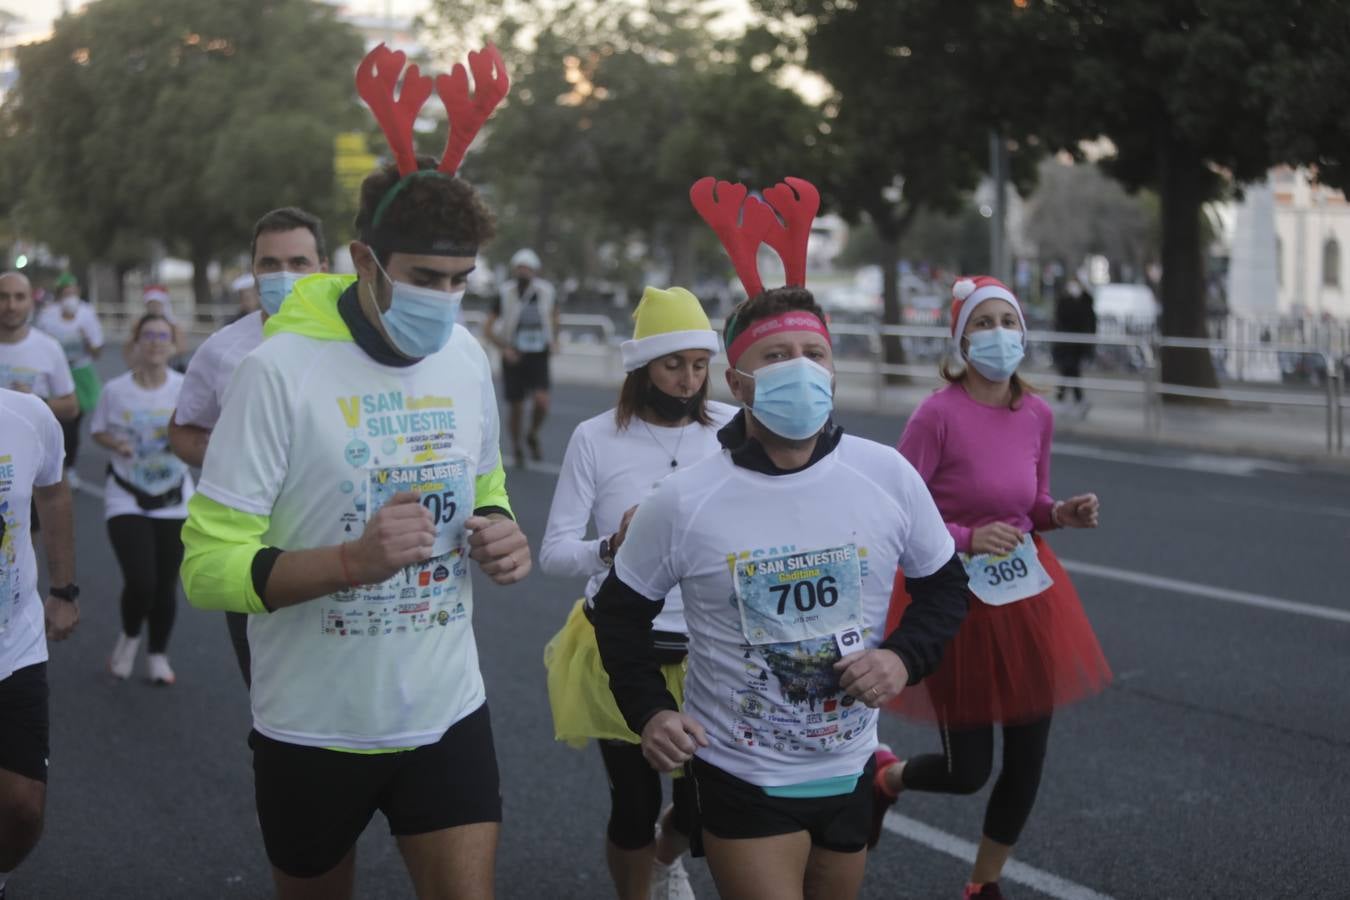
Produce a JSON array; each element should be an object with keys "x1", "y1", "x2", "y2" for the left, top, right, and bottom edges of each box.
[
  {"x1": 49, "y1": 583, "x2": 80, "y2": 602},
  {"x1": 599, "y1": 537, "x2": 614, "y2": 567}
]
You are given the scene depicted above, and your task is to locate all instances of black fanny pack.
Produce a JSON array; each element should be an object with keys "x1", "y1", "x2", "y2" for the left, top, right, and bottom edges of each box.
[{"x1": 107, "y1": 464, "x2": 184, "y2": 511}]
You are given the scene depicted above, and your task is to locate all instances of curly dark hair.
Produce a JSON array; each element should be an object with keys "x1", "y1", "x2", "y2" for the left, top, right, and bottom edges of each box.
[
  {"x1": 355, "y1": 156, "x2": 495, "y2": 258},
  {"x1": 723, "y1": 286, "x2": 828, "y2": 351}
]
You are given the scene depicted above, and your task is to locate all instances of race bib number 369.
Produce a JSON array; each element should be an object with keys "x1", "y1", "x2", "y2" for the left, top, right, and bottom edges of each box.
[
  {"x1": 960, "y1": 534, "x2": 1053, "y2": 606},
  {"x1": 735, "y1": 545, "x2": 863, "y2": 645},
  {"x1": 367, "y1": 460, "x2": 471, "y2": 559}
]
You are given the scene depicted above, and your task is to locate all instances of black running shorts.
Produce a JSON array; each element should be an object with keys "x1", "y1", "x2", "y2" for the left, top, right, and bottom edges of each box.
[
  {"x1": 691, "y1": 754, "x2": 874, "y2": 854},
  {"x1": 0, "y1": 662, "x2": 50, "y2": 784},
  {"x1": 501, "y1": 351, "x2": 550, "y2": 402},
  {"x1": 250, "y1": 702, "x2": 502, "y2": 878}
]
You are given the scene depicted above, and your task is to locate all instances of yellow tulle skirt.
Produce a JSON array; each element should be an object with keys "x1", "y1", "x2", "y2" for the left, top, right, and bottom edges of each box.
[{"x1": 544, "y1": 598, "x2": 687, "y2": 750}]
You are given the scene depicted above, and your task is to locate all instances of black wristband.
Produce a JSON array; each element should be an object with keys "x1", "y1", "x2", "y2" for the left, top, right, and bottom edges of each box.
[{"x1": 49, "y1": 583, "x2": 80, "y2": 602}]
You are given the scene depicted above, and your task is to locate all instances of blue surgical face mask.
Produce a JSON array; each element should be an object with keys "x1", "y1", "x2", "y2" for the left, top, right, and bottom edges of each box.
[
  {"x1": 736, "y1": 356, "x2": 834, "y2": 440},
  {"x1": 372, "y1": 260, "x2": 463, "y2": 358},
  {"x1": 255, "y1": 271, "x2": 303, "y2": 317},
  {"x1": 965, "y1": 327, "x2": 1025, "y2": 382}
]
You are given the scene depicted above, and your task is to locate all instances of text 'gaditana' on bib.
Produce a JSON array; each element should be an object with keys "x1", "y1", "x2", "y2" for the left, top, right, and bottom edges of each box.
[
  {"x1": 960, "y1": 533, "x2": 1053, "y2": 606},
  {"x1": 367, "y1": 458, "x2": 472, "y2": 560},
  {"x1": 734, "y1": 545, "x2": 863, "y2": 645}
]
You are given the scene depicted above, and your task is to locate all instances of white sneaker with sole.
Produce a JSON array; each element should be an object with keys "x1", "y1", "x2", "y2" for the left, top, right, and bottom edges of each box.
[
  {"x1": 650, "y1": 855, "x2": 694, "y2": 900},
  {"x1": 146, "y1": 653, "x2": 176, "y2": 685},
  {"x1": 108, "y1": 633, "x2": 140, "y2": 679}
]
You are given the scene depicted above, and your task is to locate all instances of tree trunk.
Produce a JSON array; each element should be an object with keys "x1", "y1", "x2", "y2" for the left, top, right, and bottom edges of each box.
[
  {"x1": 190, "y1": 246, "x2": 213, "y2": 308},
  {"x1": 1158, "y1": 142, "x2": 1219, "y2": 391},
  {"x1": 668, "y1": 222, "x2": 695, "y2": 292},
  {"x1": 875, "y1": 206, "x2": 917, "y2": 384}
]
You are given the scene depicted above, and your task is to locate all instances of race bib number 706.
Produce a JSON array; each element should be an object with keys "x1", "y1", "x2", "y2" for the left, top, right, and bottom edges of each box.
[{"x1": 734, "y1": 545, "x2": 863, "y2": 645}]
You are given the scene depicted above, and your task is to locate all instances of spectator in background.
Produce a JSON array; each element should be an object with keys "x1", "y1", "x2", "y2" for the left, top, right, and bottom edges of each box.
[{"x1": 1052, "y1": 279, "x2": 1096, "y2": 410}]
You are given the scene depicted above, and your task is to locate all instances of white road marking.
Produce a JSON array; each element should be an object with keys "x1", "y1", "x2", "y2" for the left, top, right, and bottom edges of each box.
[
  {"x1": 882, "y1": 812, "x2": 1116, "y2": 900},
  {"x1": 1053, "y1": 442, "x2": 1300, "y2": 477},
  {"x1": 1061, "y1": 559, "x2": 1350, "y2": 624}
]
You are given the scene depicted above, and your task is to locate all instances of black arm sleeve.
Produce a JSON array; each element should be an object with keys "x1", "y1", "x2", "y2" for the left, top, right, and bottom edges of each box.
[
  {"x1": 250, "y1": 547, "x2": 283, "y2": 613},
  {"x1": 880, "y1": 554, "x2": 970, "y2": 684},
  {"x1": 591, "y1": 569, "x2": 678, "y2": 734}
]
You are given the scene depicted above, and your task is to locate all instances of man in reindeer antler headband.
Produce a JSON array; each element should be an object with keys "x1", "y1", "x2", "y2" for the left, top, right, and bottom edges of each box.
[
  {"x1": 180, "y1": 44, "x2": 528, "y2": 898},
  {"x1": 593, "y1": 177, "x2": 971, "y2": 899}
]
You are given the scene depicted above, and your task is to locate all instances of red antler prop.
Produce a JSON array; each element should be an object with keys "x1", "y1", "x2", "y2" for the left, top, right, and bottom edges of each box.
[
  {"x1": 761, "y1": 177, "x2": 819, "y2": 288},
  {"x1": 355, "y1": 44, "x2": 434, "y2": 178},
  {"x1": 435, "y1": 43, "x2": 510, "y2": 175},
  {"x1": 690, "y1": 177, "x2": 770, "y2": 298},
  {"x1": 690, "y1": 176, "x2": 820, "y2": 296}
]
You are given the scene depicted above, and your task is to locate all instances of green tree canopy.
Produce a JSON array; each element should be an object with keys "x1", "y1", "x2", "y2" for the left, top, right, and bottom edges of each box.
[
  {"x1": 5, "y1": 0, "x2": 363, "y2": 302},
  {"x1": 428, "y1": 0, "x2": 826, "y2": 301}
]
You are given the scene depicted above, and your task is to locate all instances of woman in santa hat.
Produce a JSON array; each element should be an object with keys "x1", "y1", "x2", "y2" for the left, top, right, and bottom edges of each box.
[{"x1": 871, "y1": 275, "x2": 1112, "y2": 900}]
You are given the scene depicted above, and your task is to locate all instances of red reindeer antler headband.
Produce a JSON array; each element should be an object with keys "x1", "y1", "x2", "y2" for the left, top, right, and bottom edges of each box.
[
  {"x1": 356, "y1": 43, "x2": 510, "y2": 231},
  {"x1": 689, "y1": 176, "x2": 820, "y2": 299}
]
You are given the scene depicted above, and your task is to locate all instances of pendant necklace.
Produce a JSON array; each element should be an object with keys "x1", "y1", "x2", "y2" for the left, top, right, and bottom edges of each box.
[{"x1": 641, "y1": 418, "x2": 687, "y2": 469}]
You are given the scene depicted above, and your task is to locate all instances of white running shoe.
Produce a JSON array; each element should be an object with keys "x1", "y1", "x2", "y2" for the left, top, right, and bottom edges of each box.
[
  {"x1": 146, "y1": 653, "x2": 176, "y2": 685},
  {"x1": 108, "y1": 633, "x2": 140, "y2": 680},
  {"x1": 650, "y1": 856, "x2": 695, "y2": 900}
]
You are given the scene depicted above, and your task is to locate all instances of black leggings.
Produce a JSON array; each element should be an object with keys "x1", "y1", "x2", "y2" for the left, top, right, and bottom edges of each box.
[
  {"x1": 61, "y1": 412, "x2": 82, "y2": 467},
  {"x1": 106, "y1": 515, "x2": 184, "y2": 653},
  {"x1": 1055, "y1": 357, "x2": 1084, "y2": 401},
  {"x1": 598, "y1": 739, "x2": 697, "y2": 851},
  {"x1": 900, "y1": 716, "x2": 1052, "y2": 846}
]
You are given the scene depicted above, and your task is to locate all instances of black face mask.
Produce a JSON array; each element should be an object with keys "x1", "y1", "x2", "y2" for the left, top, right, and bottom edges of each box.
[
  {"x1": 646, "y1": 385, "x2": 697, "y2": 423},
  {"x1": 516, "y1": 277, "x2": 531, "y2": 296}
]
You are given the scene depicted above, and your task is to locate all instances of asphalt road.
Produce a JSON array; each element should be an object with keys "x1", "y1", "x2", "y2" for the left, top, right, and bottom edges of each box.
[{"x1": 10, "y1": 362, "x2": 1350, "y2": 899}]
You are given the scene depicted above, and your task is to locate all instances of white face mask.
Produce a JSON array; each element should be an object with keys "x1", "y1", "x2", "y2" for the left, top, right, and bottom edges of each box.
[{"x1": 61, "y1": 296, "x2": 80, "y2": 315}]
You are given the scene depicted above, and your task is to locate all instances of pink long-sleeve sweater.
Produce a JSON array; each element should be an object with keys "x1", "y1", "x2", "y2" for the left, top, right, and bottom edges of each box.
[{"x1": 897, "y1": 384, "x2": 1058, "y2": 554}]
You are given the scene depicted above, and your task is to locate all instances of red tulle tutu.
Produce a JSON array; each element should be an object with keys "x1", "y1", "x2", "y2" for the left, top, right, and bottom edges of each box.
[{"x1": 886, "y1": 534, "x2": 1111, "y2": 727}]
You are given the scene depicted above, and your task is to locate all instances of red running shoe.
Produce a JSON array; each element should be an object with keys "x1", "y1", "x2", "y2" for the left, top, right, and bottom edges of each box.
[{"x1": 963, "y1": 883, "x2": 1006, "y2": 899}]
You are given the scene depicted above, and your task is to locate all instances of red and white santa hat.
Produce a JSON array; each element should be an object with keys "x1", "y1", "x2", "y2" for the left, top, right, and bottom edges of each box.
[
  {"x1": 949, "y1": 275, "x2": 1026, "y2": 351},
  {"x1": 143, "y1": 285, "x2": 171, "y2": 304}
]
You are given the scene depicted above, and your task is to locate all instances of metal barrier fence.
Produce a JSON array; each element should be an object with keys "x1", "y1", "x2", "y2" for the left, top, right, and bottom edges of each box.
[{"x1": 95, "y1": 305, "x2": 1347, "y2": 455}]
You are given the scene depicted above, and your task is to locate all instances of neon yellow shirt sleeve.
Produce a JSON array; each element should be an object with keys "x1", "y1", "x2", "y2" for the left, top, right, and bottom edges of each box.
[
  {"x1": 474, "y1": 457, "x2": 513, "y2": 517},
  {"x1": 180, "y1": 492, "x2": 270, "y2": 614}
]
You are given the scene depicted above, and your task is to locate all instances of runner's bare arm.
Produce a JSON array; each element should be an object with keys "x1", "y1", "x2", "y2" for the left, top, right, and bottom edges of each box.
[
  {"x1": 46, "y1": 392, "x2": 78, "y2": 422},
  {"x1": 167, "y1": 416, "x2": 210, "y2": 468},
  {"x1": 34, "y1": 478, "x2": 79, "y2": 640}
]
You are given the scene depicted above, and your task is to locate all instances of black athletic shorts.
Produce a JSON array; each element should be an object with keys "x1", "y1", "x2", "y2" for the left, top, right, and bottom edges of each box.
[
  {"x1": 690, "y1": 755, "x2": 874, "y2": 854},
  {"x1": 0, "y1": 662, "x2": 50, "y2": 784},
  {"x1": 501, "y1": 351, "x2": 550, "y2": 402},
  {"x1": 250, "y1": 701, "x2": 502, "y2": 878}
]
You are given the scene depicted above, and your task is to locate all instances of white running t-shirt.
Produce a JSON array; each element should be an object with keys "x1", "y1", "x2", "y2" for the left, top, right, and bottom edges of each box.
[
  {"x1": 89, "y1": 371, "x2": 195, "y2": 520},
  {"x1": 614, "y1": 435, "x2": 955, "y2": 787},
  {"x1": 0, "y1": 330, "x2": 76, "y2": 400},
  {"x1": 173, "y1": 311, "x2": 264, "y2": 430},
  {"x1": 35, "y1": 303, "x2": 105, "y2": 370},
  {"x1": 541, "y1": 401, "x2": 736, "y2": 635},
  {"x1": 198, "y1": 325, "x2": 502, "y2": 750},
  {"x1": 0, "y1": 389, "x2": 64, "y2": 681}
]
